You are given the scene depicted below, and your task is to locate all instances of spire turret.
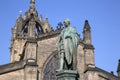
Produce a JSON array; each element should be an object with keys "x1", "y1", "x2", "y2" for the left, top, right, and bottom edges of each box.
[
  {"x1": 83, "y1": 20, "x2": 95, "y2": 68},
  {"x1": 83, "y1": 20, "x2": 92, "y2": 44},
  {"x1": 40, "y1": 14, "x2": 43, "y2": 23},
  {"x1": 30, "y1": 0, "x2": 35, "y2": 8},
  {"x1": 43, "y1": 17, "x2": 53, "y2": 33},
  {"x1": 29, "y1": 0, "x2": 38, "y2": 16},
  {"x1": 117, "y1": 59, "x2": 120, "y2": 77}
]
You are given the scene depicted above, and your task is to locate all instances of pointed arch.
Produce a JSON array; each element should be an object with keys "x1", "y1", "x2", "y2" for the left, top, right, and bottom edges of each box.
[
  {"x1": 42, "y1": 51, "x2": 59, "y2": 80},
  {"x1": 21, "y1": 17, "x2": 44, "y2": 35}
]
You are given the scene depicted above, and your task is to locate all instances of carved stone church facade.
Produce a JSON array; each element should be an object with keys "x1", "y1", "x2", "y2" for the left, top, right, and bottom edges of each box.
[{"x1": 0, "y1": 0, "x2": 120, "y2": 80}]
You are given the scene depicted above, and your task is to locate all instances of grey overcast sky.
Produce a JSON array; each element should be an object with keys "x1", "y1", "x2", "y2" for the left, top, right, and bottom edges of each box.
[{"x1": 0, "y1": 0, "x2": 120, "y2": 75}]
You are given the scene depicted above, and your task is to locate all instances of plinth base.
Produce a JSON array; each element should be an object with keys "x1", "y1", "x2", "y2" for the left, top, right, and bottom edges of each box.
[{"x1": 56, "y1": 70, "x2": 78, "y2": 80}]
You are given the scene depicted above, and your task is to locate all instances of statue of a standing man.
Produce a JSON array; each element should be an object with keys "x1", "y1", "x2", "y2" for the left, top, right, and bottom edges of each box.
[{"x1": 57, "y1": 19, "x2": 79, "y2": 71}]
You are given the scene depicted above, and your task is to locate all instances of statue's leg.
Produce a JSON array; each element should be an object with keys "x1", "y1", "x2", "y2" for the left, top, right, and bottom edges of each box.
[
  {"x1": 59, "y1": 52, "x2": 64, "y2": 70},
  {"x1": 56, "y1": 52, "x2": 64, "y2": 72},
  {"x1": 73, "y1": 53, "x2": 77, "y2": 70},
  {"x1": 69, "y1": 40, "x2": 77, "y2": 70},
  {"x1": 73, "y1": 49, "x2": 77, "y2": 70}
]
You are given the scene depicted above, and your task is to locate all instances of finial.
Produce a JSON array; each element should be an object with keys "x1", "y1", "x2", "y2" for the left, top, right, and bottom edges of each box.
[
  {"x1": 119, "y1": 59, "x2": 120, "y2": 63},
  {"x1": 45, "y1": 15, "x2": 48, "y2": 19},
  {"x1": 45, "y1": 15, "x2": 48, "y2": 22},
  {"x1": 31, "y1": 0, "x2": 35, "y2": 4},
  {"x1": 85, "y1": 20, "x2": 88, "y2": 23},
  {"x1": 19, "y1": 10, "x2": 22, "y2": 15},
  {"x1": 30, "y1": 0, "x2": 36, "y2": 13},
  {"x1": 117, "y1": 59, "x2": 120, "y2": 77},
  {"x1": 18, "y1": 10, "x2": 22, "y2": 19},
  {"x1": 84, "y1": 20, "x2": 91, "y2": 30},
  {"x1": 30, "y1": 0, "x2": 35, "y2": 8},
  {"x1": 40, "y1": 14, "x2": 43, "y2": 23}
]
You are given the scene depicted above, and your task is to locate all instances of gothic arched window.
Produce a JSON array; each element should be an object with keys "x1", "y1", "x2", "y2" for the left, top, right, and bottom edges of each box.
[{"x1": 43, "y1": 52, "x2": 59, "y2": 80}]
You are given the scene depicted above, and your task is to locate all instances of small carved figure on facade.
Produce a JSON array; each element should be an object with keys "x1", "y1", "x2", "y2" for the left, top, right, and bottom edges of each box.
[
  {"x1": 56, "y1": 22, "x2": 63, "y2": 30},
  {"x1": 57, "y1": 19, "x2": 79, "y2": 71}
]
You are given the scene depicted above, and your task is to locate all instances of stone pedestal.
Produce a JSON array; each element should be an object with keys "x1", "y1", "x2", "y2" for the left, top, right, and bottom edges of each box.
[{"x1": 56, "y1": 70, "x2": 78, "y2": 80}]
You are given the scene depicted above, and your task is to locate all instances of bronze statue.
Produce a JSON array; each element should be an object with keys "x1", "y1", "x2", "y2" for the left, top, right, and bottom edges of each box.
[{"x1": 57, "y1": 19, "x2": 79, "y2": 71}]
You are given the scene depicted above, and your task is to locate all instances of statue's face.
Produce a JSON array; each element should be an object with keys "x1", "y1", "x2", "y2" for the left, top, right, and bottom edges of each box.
[{"x1": 64, "y1": 20, "x2": 70, "y2": 27}]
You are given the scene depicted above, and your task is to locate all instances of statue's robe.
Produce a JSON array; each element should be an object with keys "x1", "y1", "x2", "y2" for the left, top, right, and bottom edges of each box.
[{"x1": 58, "y1": 26, "x2": 79, "y2": 68}]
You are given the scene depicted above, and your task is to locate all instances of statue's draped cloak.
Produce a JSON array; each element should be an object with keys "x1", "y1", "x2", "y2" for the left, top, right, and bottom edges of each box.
[{"x1": 58, "y1": 26, "x2": 79, "y2": 65}]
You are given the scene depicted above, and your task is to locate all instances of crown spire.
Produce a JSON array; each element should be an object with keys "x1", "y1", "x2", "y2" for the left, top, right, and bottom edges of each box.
[
  {"x1": 30, "y1": 0, "x2": 35, "y2": 4},
  {"x1": 30, "y1": 0, "x2": 35, "y2": 9},
  {"x1": 29, "y1": 0, "x2": 36, "y2": 14}
]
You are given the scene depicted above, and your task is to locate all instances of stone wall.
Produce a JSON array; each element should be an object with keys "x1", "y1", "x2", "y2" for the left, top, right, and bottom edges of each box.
[
  {"x1": 10, "y1": 39, "x2": 26, "y2": 62},
  {"x1": 85, "y1": 67, "x2": 120, "y2": 80},
  {"x1": 37, "y1": 35, "x2": 58, "y2": 79},
  {"x1": 77, "y1": 42, "x2": 85, "y2": 80},
  {"x1": 0, "y1": 69, "x2": 24, "y2": 80}
]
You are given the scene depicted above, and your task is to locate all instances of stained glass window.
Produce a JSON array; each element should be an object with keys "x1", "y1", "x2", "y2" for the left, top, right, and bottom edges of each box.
[{"x1": 43, "y1": 53, "x2": 59, "y2": 80}]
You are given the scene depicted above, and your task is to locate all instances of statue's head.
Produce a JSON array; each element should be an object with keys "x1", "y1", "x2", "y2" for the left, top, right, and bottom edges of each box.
[{"x1": 64, "y1": 19, "x2": 70, "y2": 27}]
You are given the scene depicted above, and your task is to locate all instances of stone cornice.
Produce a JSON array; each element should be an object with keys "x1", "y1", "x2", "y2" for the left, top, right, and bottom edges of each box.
[
  {"x1": 0, "y1": 59, "x2": 38, "y2": 75},
  {"x1": 83, "y1": 44, "x2": 94, "y2": 49},
  {"x1": 36, "y1": 29, "x2": 61, "y2": 41},
  {"x1": 84, "y1": 67, "x2": 120, "y2": 80},
  {"x1": 0, "y1": 60, "x2": 26, "y2": 75}
]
